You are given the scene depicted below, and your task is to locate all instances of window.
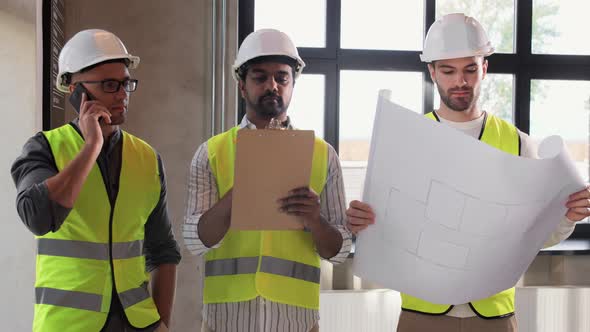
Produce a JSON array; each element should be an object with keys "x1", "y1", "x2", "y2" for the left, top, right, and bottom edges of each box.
[
  {"x1": 254, "y1": 0, "x2": 326, "y2": 48},
  {"x1": 530, "y1": 80, "x2": 590, "y2": 183},
  {"x1": 340, "y1": 71, "x2": 423, "y2": 202},
  {"x1": 241, "y1": 0, "x2": 590, "y2": 235},
  {"x1": 340, "y1": 71, "x2": 423, "y2": 161},
  {"x1": 341, "y1": 0, "x2": 424, "y2": 51},
  {"x1": 288, "y1": 74, "x2": 325, "y2": 138},
  {"x1": 532, "y1": 0, "x2": 590, "y2": 55},
  {"x1": 531, "y1": 79, "x2": 590, "y2": 223}
]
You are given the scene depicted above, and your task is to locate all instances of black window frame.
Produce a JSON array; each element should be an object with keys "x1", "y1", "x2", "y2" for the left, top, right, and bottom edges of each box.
[{"x1": 235, "y1": 0, "x2": 590, "y2": 239}]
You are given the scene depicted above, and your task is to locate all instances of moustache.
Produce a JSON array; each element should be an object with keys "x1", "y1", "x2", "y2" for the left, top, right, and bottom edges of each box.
[
  {"x1": 259, "y1": 93, "x2": 282, "y2": 105},
  {"x1": 448, "y1": 87, "x2": 472, "y2": 94}
]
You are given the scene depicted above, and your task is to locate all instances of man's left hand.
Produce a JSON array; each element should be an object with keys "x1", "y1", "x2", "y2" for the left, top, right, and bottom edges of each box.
[
  {"x1": 278, "y1": 187, "x2": 321, "y2": 229},
  {"x1": 566, "y1": 185, "x2": 590, "y2": 222}
]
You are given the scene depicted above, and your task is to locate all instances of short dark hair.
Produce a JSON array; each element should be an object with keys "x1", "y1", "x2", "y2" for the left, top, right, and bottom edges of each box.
[{"x1": 237, "y1": 55, "x2": 298, "y2": 82}]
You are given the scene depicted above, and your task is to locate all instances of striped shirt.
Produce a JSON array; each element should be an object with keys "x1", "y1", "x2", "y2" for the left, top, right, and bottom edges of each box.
[{"x1": 183, "y1": 117, "x2": 352, "y2": 332}]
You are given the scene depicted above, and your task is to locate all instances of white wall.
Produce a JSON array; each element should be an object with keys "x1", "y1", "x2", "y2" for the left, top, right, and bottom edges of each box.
[{"x1": 0, "y1": 1, "x2": 39, "y2": 330}]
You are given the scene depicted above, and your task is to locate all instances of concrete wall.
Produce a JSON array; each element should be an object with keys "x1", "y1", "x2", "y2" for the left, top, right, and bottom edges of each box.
[{"x1": 0, "y1": 0, "x2": 39, "y2": 330}]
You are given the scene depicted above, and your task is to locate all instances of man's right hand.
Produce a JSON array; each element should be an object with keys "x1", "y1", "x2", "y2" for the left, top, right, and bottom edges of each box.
[
  {"x1": 78, "y1": 92, "x2": 111, "y2": 149},
  {"x1": 346, "y1": 200, "x2": 375, "y2": 235},
  {"x1": 197, "y1": 189, "x2": 233, "y2": 248},
  {"x1": 45, "y1": 93, "x2": 113, "y2": 209}
]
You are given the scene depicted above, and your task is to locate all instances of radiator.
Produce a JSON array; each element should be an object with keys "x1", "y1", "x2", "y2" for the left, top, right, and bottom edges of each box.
[
  {"x1": 319, "y1": 290, "x2": 400, "y2": 332},
  {"x1": 516, "y1": 287, "x2": 590, "y2": 332},
  {"x1": 319, "y1": 287, "x2": 590, "y2": 332}
]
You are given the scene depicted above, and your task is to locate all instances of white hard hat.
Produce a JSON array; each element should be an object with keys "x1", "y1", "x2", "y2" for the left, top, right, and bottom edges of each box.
[
  {"x1": 233, "y1": 28, "x2": 305, "y2": 82},
  {"x1": 56, "y1": 29, "x2": 140, "y2": 92},
  {"x1": 420, "y1": 13, "x2": 494, "y2": 63}
]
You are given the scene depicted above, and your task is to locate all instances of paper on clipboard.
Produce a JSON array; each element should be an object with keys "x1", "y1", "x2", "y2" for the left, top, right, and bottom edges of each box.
[{"x1": 231, "y1": 129, "x2": 315, "y2": 230}]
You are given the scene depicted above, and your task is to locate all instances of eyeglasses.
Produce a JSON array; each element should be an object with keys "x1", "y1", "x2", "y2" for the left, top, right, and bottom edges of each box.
[{"x1": 75, "y1": 78, "x2": 139, "y2": 93}]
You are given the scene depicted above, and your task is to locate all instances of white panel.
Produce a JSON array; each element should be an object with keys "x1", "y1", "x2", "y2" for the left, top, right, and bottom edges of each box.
[
  {"x1": 320, "y1": 290, "x2": 400, "y2": 332},
  {"x1": 516, "y1": 287, "x2": 590, "y2": 332},
  {"x1": 321, "y1": 287, "x2": 590, "y2": 332}
]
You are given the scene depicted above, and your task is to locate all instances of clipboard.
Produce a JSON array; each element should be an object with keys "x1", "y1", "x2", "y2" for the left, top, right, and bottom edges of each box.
[{"x1": 231, "y1": 129, "x2": 315, "y2": 230}]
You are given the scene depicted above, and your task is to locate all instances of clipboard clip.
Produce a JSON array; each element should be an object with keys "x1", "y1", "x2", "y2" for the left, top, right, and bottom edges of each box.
[{"x1": 266, "y1": 117, "x2": 288, "y2": 130}]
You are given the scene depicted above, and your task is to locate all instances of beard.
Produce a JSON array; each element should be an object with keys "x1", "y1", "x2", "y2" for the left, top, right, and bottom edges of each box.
[
  {"x1": 245, "y1": 91, "x2": 288, "y2": 119},
  {"x1": 107, "y1": 107, "x2": 127, "y2": 125},
  {"x1": 438, "y1": 84, "x2": 480, "y2": 112}
]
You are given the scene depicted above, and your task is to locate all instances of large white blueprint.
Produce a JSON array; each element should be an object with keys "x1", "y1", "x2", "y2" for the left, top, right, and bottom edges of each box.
[{"x1": 353, "y1": 90, "x2": 586, "y2": 304}]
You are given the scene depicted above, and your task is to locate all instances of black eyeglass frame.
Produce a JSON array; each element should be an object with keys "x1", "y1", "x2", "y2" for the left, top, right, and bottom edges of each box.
[{"x1": 75, "y1": 78, "x2": 139, "y2": 93}]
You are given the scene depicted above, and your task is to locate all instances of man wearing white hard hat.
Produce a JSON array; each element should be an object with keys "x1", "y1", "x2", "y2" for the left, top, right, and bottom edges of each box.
[
  {"x1": 11, "y1": 29, "x2": 180, "y2": 332},
  {"x1": 346, "y1": 13, "x2": 590, "y2": 332},
  {"x1": 183, "y1": 28, "x2": 352, "y2": 332}
]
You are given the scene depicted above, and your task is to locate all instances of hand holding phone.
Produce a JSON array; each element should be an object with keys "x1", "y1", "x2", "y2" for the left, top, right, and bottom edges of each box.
[
  {"x1": 69, "y1": 83, "x2": 111, "y2": 125},
  {"x1": 69, "y1": 83, "x2": 94, "y2": 114},
  {"x1": 71, "y1": 83, "x2": 112, "y2": 148}
]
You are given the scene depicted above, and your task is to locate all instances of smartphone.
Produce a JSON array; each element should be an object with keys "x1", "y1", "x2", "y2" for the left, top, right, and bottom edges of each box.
[{"x1": 68, "y1": 83, "x2": 94, "y2": 114}]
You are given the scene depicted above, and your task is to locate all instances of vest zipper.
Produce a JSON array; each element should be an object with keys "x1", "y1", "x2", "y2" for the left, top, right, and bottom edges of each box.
[{"x1": 108, "y1": 203, "x2": 116, "y2": 301}]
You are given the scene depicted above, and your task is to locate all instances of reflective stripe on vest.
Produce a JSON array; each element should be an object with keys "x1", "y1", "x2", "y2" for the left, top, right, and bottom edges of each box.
[
  {"x1": 34, "y1": 282, "x2": 151, "y2": 312},
  {"x1": 205, "y1": 256, "x2": 321, "y2": 284},
  {"x1": 205, "y1": 257, "x2": 259, "y2": 276},
  {"x1": 35, "y1": 124, "x2": 161, "y2": 332},
  {"x1": 204, "y1": 126, "x2": 327, "y2": 309},
  {"x1": 37, "y1": 238, "x2": 143, "y2": 260},
  {"x1": 36, "y1": 287, "x2": 103, "y2": 312},
  {"x1": 400, "y1": 112, "x2": 519, "y2": 318},
  {"x1": 118, "y1": 282, "x2": 152, "y2": 309}
]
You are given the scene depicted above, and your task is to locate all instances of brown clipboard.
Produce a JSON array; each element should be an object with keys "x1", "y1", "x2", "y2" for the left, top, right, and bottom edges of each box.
[{"x1": 231, "y1": 129, "x2": 315, "y2": 230}]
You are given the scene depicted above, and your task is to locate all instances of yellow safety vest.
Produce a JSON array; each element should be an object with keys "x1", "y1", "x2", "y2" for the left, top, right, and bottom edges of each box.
[
  {"x1": 204, "y1": 126, "x2": 328, "y2": 310},
  {"x1": 400, "y1": 112, "x2": 520, "y2": 319},
  {"x1": 35, "y1": 124, "x2": 161, "y2": 331}
]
